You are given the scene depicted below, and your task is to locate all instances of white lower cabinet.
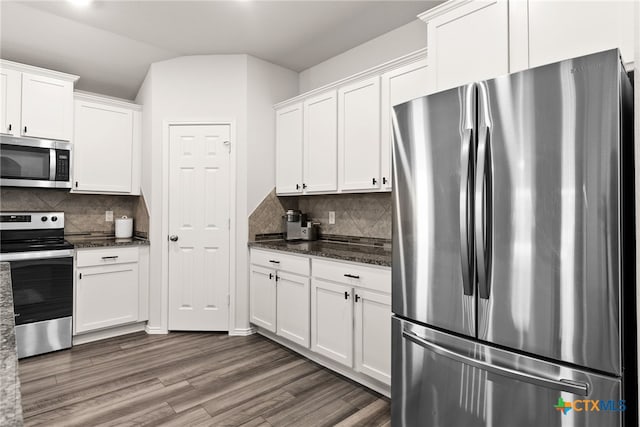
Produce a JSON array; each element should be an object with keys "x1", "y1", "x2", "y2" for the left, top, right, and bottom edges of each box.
[
  {"x1": 276, "y1": 271, "x2": 310, "y2": 348},
  {"x1": 250, "y1": 250, "x2": 311, "y2": 348},
  {"x1": 354, "y1": 289, "x2": 392, "y2": 384},
  {"x1": 311, "y1": 259, "x2": 392, "y2": 385},
  {"x1": 249, "y1": 248, "x2": 391, "y2": 389},
  {"x1": 310, "y1": 279, "x2": 353, "y2": 366},
  {"x1": 249, "y1": 265, "x2": 277, "y2": 333},
  {"x1": 74, "y1": 246, "x2": 149, "y2": 335}
]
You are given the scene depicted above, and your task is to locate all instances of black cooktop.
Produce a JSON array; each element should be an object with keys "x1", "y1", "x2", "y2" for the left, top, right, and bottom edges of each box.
[{"x1": 0, "y1": 238, "x2": 74, "y2": 253}]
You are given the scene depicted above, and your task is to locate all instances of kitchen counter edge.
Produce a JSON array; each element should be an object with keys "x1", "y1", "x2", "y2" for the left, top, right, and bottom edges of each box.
[
  {"x1": 248, "y1": 241, "x2": 391, "y2": 267},
  {"x1": 66, "y1": 237, "x2": 150, "y2": 249}
]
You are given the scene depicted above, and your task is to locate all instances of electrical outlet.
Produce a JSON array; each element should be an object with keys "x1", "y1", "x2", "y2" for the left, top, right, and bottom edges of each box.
[
  {"x1": 105, "y1": 211, "x2": 114, "y2": 222},
  {"x1": 328, "y1": 211, "x2": 335, "y2": 225}
]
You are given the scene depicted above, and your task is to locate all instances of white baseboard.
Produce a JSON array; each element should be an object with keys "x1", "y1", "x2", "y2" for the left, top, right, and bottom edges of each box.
[
  {"x1": 73, "y1": 322, "x2": 147, "y2": 345},
  {"x1": 229, "y1": 327, "x2": 256, "y2": 336},
  {"x1": 255, "y1": 327, "x2": 390, "y2": 398},
  {"x1": 145, "y1": 325, "x2": 168, "y2": 335}
]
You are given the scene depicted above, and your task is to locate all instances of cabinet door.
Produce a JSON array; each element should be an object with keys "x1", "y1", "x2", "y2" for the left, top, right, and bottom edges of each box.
[
  {"x1": 311, "y1": 278, "x2": 353, "y2": 367},
  {"x1": 380, "y1": 60, "x2": 431, "y2": 191},
  {"x1": 354, "y1": 289, "x2": 391, "y2": 384},
  {"x1": 21, "y1": 72, "x2": 73, "y2": 140},
  {"x1": 338, "y1": 76, "x2": 381, "y2": 191},
  {"x1": 528, "y1": 1, "x2": 635, "y2": 68},
  {"x1": 250, "y1": 265, "x2": 277, "y2": 332},
  {"x1": 73, "y1": 100, "x2": 134, "y2": 193},
  {"x1": 0, "y1": 68, "x2": 20, "y2": 136},
  {"x1": 303, "y1": 91, "x2": 337, "y2": 193},
  {"x1": 276, "y1": 103, "x2": 304, "y2": 195},
  {"x1": 426, "y1": 0, "x2": 509, "y2": 92},
  {"x1": 75, "y1": 263, "x2": 139, "y2": 333},
  {"x1": 276, "y1": 271, "x2": 310, "y2": 348}
]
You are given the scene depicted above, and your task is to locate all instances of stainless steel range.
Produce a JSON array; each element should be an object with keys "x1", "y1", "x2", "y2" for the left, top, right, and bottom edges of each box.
[{"x1": 0, "y1": 212, "x2": 74, "y2": 358}]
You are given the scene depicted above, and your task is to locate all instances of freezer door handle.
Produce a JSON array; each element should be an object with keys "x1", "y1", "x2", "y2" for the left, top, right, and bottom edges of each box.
[
  {"x1": 475, "y1": 83, "x2": 493, "y2": 300},
  {"x1": 459, "y1": 127, "x2": 474, "y2": 296},
  {"x1": 402, "y1": 329, "x2": 589, "y2": 397}
]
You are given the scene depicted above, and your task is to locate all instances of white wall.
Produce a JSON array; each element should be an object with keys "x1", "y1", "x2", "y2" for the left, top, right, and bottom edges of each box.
[
  {"x1": 298, "y1": 19, "x2": 426, "y2": 93},
  {"x1": 135, "y1": 54, "x2": 297, "y2": 334},
  {"x1": 246, "y1": 56, "x2": 299, "y2": 214}
]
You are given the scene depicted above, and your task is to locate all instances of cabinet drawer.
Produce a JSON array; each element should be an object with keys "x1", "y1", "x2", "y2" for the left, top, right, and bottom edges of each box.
[
  {"x1": 312, "y1": 258, "x2": 390, "y2": 294},
  {"x1": 76, "y1": 247, "x2": 139, "y2": 268},
  {"x1": 250, "y1": 249, "x2": 310, "y2": 276}
]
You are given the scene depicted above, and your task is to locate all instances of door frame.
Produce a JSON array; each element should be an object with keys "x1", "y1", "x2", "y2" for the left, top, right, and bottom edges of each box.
[{"x1": 161, "y1": 120, "x2": 237, "y2": 333}]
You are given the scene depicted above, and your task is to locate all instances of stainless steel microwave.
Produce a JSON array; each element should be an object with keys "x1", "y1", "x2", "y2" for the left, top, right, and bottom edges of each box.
[{"x1": 0, "y1": 135, "x2": 72, "y2": 188}]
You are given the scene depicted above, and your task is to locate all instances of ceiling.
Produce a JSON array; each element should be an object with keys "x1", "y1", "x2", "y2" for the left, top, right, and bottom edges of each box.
[{"x1": 0, "y1": 1, "x2": 440, "y2": 100}]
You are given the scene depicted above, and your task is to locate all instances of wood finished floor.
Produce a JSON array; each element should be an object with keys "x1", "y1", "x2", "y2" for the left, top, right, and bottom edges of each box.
[{"x1": 18, "y1": 332, "x2": 390, "y2": 426}]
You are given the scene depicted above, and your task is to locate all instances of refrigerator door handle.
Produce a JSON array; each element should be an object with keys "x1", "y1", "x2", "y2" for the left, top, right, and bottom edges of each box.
[
  {"x1": 459, "y1": 128, "x2": 474, "y2": 296},
  {"x1": 475, "y1": 84, "x2": 493, "y2": 300},
  {"x1": 402, "y1": 329, "x2": 589, "y2": 396}
]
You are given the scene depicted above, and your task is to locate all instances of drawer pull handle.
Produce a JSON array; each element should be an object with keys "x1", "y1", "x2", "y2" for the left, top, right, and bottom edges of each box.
[
  {"x1": 344, "y1": 291, "x2": 350, "y2": 300},
  {"x1": 344, "y1": 273, "x2": 360, "y2": 279},
  {"x1": 355, "y1": 294, "x2": 360, "y2": 302},
  {"x1": 102, "y1": 256, "x2": 119, "y2": 260},
  {"x1": 269, "y1": 260, "x2": 280, "y2": 264},
  {"x1": 269, "y1": 273, "x2": 274, "y2": 280}
]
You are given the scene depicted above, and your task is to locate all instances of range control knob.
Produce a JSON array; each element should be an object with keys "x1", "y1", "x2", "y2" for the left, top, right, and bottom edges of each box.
[
  {"x1": 41, "y1": 216, "x2": 48, "y2": 222},
  {"x1": 51, "y1": 216, "x2": 58, "y2": 222}
]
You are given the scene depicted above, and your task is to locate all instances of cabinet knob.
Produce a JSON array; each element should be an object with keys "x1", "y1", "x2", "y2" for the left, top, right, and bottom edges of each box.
[
  {"x1": 344, "y1": 291, "x2": 350, "y2": 300},
  {"x1": 355, "y1": 294, "x2": 360, "y2": 303},
  {"x1": 169, "y1": 235, "x2": 179, "y2": 242},
  {"x1": 372, "y1": 178, "x2": 378, "y2": 185},
  {"x1": 269, "y1": 273, "x2": 274, "y2": 280}
]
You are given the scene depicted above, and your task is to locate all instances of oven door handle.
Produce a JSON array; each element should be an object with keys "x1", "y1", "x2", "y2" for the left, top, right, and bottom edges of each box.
[{"x1": 0, "y1": 249, "x2": 74, "y2": 262}]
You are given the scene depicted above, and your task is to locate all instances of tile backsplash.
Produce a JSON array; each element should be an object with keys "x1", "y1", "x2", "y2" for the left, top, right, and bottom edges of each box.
[
  {"x1": 298, "y1": 193, "x2": 391, "y2": 239},
  {"x1": 249, "y1": 189, "x2": 391, "y2": 240},
  {"x1": 0, "y1": 188, "x2": 149, "y2": 235}
]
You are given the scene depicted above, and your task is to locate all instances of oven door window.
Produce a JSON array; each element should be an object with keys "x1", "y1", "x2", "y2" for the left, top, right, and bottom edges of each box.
[
  {"x1": 0, "y1": 145, "x2": 51, "y2": 180},
  {"x1": 10, "y1": 257, "x2": 73, "y2": 325}
]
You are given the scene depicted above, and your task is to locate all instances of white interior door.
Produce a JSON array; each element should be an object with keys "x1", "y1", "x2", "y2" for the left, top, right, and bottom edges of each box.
[{"x1": 168, "y1": 124, "x2": 231, "y2": 331}]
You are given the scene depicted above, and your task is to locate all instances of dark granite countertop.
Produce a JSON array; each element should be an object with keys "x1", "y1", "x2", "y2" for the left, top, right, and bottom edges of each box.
[
  {"x1": 248, "y1": 240, "x2": 391, "y2": 267},
  {"x1": 0, "y1": 263, "x2": 23, "y2": 426},
  {"x1": 66, "y1": 235, "x2": 150, "y2": 249}
]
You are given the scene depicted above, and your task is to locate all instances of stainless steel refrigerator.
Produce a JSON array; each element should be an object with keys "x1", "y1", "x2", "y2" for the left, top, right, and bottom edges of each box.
[{"x1": 391, "y1": 49, "x2": 636, "y2": 427}]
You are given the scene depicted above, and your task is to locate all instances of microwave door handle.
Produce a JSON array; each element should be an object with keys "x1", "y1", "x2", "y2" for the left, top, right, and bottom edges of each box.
[{"x1": 49, "y1": 148, "x2": 56, "y2": 181}]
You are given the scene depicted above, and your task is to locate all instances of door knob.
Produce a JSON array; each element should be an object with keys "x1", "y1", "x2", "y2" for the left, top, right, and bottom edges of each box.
[{"x1": 169, "y1": 235, "x2": 179, "y2": 242}]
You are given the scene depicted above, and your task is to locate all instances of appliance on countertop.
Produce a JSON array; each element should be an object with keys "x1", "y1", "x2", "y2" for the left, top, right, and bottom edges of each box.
[
  {"x1": 283, "y1": 209, "x2": 318, "y2": 241},
  {"x1": 0, "y1": 135, "x2": 72, "y2": 189},
  {"x1": 391, "y1": 49, "x2": 636, "y2": 426},
  {"x1": 0, "y1": 212, "x2": 74, "y2": 358}
]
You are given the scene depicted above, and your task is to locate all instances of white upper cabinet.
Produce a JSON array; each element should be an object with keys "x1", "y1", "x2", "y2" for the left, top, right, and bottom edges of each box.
[
  {"x1": 73, "y1": 93, "x2": 141, "y2": 195},
  {"x1": 275, "y1": 103, "x2": 304, "y2": 195},
  {"x1": 0, "y1": 61, "x2": 78, "y2": 141},
  {"x1": 273, "y1": 50, "x2": 428, "y2": 196},
  {"x1": 304, "y1": 90, "x2": 338, "y2": 193},
  {"x1": 420, "y1": 0, "x2": 509, "y2": 92},
  {"x1": 380, "y1": 59, "x2": 431, "y2": 191},
  {"x1": 338, "y1": 76, "x2": 381, "y2": 192},
  {"x1": 527, "y1": 1, "x2": 635, "y2": 67},
  {"x1": 21, "y1": 73, "x2": 74, "y2": 141},
  {"x1": 0, "y1": 68, "x2": 20, "y2": 136}
]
